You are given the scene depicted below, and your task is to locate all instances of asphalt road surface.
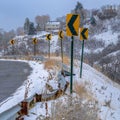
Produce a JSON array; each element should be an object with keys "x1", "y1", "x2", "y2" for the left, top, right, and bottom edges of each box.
[{"x1": 0, "y1": 60, "x2": 32, "y2": 102}]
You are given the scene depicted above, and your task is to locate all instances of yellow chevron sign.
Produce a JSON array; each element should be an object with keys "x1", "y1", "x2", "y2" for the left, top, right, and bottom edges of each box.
[
  {"x1": 46, "y1": 34, "x2": 52, "y2": 40},
  {"x1": 10, "y1": 39, "x2": 15, "y2": 45},
  {"x1": 32, "y1": 38, "x2": 38, "y2": 44},
  {"x1": 58, "y1": 30, "x2": 64, "y2": 39},
  {"x1": 66, "y1": 14, "x2": 80, "y2": 36},
  {"x1": 80, "y1": 28, "x2": 88, "y2": 40}
]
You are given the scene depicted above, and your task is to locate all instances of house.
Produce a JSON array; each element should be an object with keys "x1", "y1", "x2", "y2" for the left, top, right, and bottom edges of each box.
[{"x1": 45, "y1": 21, "x2": 60, "y2": 32}]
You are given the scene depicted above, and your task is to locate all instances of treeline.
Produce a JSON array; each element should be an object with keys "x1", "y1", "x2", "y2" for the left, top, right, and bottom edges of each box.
[{"x1": 24, "y1": 15, "x2": 50, "y2": 35}]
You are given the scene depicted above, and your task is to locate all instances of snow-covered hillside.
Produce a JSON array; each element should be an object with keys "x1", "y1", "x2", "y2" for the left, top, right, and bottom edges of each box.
[
  {"x1": 93, "y1": 30, "x2": 119, "y2": 46},
  {"x1": 0, "y1": 58, "x2": 120, "y2": 120},
  {"x1": 74, "y1": 61, "x2": 120, "y2": 120},
  {"x1": 11, "y1": 31, "x2": 60, "y2": 56},
  {"x1": 24, "y1": 60, "x2": 120, "y2": 120}
]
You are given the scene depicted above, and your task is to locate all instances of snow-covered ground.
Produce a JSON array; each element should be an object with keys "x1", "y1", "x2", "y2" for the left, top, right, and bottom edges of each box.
[
  {"x1": 74, "y1": 61, "x2": 120, "y2": 120},
  {"x1": 50, "y1": 35, "x2": 60, "y2": 53},
  {"x1": 107, "y1": 50, "x2": 120, "y2": 57},
  {"x1": 13, "y1": 31, "x2": 60, "y2": 55},
  {"x1": 0, "y1": 59, "x2": 120, "y2": 120},
  {"x1": 24, "y1": 60, "x2": 120, "y2": 120},
  {"x1": 93, "y1": 30, "x2": 119, "y2": 46}
]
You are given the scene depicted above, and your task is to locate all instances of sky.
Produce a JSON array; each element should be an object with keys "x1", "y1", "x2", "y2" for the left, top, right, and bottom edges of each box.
[{"x1": 0, "y1": 0, "x2": 119, "y2": 31}]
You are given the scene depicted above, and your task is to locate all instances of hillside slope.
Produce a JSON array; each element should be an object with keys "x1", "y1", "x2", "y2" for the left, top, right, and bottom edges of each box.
[
  {"x1": 74, "y1": 61, "x2": 120, "y2": 120},
  {"x1": 23, "y1": 60, "x2": 120, "y2": 120}
]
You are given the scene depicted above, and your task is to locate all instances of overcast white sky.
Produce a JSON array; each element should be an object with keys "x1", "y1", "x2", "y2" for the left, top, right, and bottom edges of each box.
[{"x1": 0, "y1": 0, "x2": 119, "y2": 31}]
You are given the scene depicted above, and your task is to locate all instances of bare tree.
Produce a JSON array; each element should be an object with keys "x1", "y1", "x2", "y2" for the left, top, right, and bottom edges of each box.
[
  {"x1": 16, "y1": 27, "x2": 24, "y2": 36},
  {"x1": 35, "y1": 15, "x2": 50, "y2": 31}
]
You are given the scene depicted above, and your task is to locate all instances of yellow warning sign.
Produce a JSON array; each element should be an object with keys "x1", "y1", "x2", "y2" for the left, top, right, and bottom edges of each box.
[{"x1": 66, "y1": 14, "x2": 80, "y2": 36}]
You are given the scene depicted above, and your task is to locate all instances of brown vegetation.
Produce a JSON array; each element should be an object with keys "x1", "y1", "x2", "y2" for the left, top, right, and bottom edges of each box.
[{"x1": 47, "y1": 81, "x2": 99, "y2": 120}]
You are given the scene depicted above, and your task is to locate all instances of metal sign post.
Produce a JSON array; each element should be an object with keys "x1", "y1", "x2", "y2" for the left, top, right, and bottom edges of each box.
[
  {"x1": 80, "y1": 40, "x2": 84, "y2": 78},
  {"x1": 66, "y1": 14, "x2": 80, "y2": 94},
  {"x1": 70, "y1": 36, "x2": 74, "y2": 94},
  {"x1": 79, "y1": 28, "x2": 89, "y2": 78},
  {"x1": 10, "y1": 39, "x2": 15, "y2": 55},
  {"x1": 34, "y1": 44, "x2": 36, "y2": 56},
  {"x1": 46, "y1": 34, "x2": 52, "y2": 59},
  {"x1": 61, "y1": 39, "x2": 63, "y2": 64},
  {"x1": 48, "y1": 40, "x2": 50, "y2": 59},
  {"x1": 12, "y1": 44, "x2": 14, "y2": 55},
  {"x1": 58, "y1": 30, "x2": 64, "y2": 67},
  {"x1": 32, "y1": 38, "x2": 37, "y2": 56}
]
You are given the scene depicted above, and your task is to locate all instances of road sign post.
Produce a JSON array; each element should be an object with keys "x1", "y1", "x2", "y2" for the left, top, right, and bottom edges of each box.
[
  {"x1": 10, "y1": 39, "x2": 15, "y2": 55},
  {"x1": 80, "y1": 28, "x2": 88, "y2": 78},
  {"x1": 46, "y1": 34, "x2": 52, "y2": 59},
  {"x1": 58, "y1": 31, "x2": 64, "y2": 66},
  {"x1": 80, "y1": 40, "x2": 84, "y2": 78},
  {"x1": 33, "y1": 42, "x2": 36, "y2": 56},
  {"x1": 66, "y1": 14, "x2": 80, "y2": 94},
  {"x1": 70, "y1": 36, "x2": 74, "y2": 94},
  {"x1": 48, "y1": 40, "x2": 50, "y2": 59},
  {"x1": 61, "y1": 39, "x2": 63, "y2": 64},
  {"x1": 32, "y1": 38, "x2": 37, "y2": 56},
  {"x1": 12, "y1": 44, "x2": 14, "y2": 55}
]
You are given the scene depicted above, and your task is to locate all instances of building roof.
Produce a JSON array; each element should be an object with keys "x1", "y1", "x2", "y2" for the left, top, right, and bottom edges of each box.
[{"x1": 46, "y1": 21, "x2": 60, "y2": 25}]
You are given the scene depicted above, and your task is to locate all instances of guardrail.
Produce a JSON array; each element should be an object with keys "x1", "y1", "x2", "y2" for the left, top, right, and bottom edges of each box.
[
  {"x1": 0, "y1": 82, "x2": 69, "y2": 120},
  {"x1": 0, "y1": 95, "x2": 35, "y2": 120},
  {"x1": 0, "y1": 78, "x2": 69, "y2": 120},
  {"x1": 0, "y1": 104, "x2": 21, "y2": 120},
  {"x1": 0, "y1": 56, "x2": 70, "y2": 119}
]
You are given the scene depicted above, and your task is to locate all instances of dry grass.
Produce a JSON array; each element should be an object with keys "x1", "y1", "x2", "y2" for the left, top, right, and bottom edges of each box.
[
  {"x1": 93, "y1": 64, "x2": 102, "y2": 72},
  {"x1": 46, "y1": 53, "x2": 70, "y2": 64},
  {"x1": 74, "y1": 81, "x2": 87, "y2": 98},
  {"x1": 43, "y1": 55, "x2": 69, "y2": 70},
  {"x1": 63, "y1": 56, "x2": 70, "y2": 65},
  {"x1": 49, "y1": 96, "x2": 98, "y2": 120},
  {"x1": 45, "y1": 82, "x2": 99, "y2": 120},
  {"x1": 44, "y1": 59, "x2": 60, "y2": 70},
  {"x1": 37, "y1": 82, "x2": 99, "y2": 120},
  {"x1": 74, "y1": 81, "x2": 94, "y2": 101}
]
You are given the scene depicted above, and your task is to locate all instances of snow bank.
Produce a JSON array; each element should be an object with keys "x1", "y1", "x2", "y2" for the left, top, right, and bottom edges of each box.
[{"x1": 74, "y1": 62, "x2": 120, "y2": 120}]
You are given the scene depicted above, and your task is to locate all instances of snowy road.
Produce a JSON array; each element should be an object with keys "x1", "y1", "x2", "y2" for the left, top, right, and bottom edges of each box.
[{"x1": 0, "y1": 60, "x2": 32, "y2": 103}]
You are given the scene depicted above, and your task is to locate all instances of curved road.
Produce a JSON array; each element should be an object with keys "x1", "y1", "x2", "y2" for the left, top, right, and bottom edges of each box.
[{"x1": 0, "y1": 60, "x2": 32, "y2": 102}]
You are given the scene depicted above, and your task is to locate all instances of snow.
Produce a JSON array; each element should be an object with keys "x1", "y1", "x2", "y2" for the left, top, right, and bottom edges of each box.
[
  {"x1": 74, "y1": 62, "x2": 120, "y2": 120},
  {"x1": 14, "y1": 35, "x2": 25, "y2": 39},
  {"x1": 24, "y1": 101, "x2": 52, "y2": 120},
  {"x1": 32, "y1": 31, "x2": 49, "y2": 38},
  {"x1": 46, "y1": 21, "x2": 60, "y2": 25},
  {"x1": 0, "y1": 58, "x2": 120, "y2": 120},
  {"x1": 50, "y1": 35, "x2": 60, "y2": 53},
  {"x1": 22, "y1": 60, "x2": 120, "y2": 120},
  {"x1": 107, "y1": 50, "x2": 120, "y2": 57},
  {"x1": 84, "y1": 48, "x2": 104, "y2": 53},
  {"x1": 25, "y1": 60, "x2": 120, "y2": 120},
  {"x1": 93, "y1": 30, "x2": 118, "y2": 46},
  {"x1": 12, "y1": 31, "x2": 60, "y2": 54}
]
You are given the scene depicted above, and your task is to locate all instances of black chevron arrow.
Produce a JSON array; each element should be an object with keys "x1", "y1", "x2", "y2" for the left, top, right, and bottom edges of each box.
[
  {"x1": 68, "y1": 15, "x2": 78, "y2": 35},
  {"x1": 60, "y1": 31, "x2": 63, "y2": 39},
  {"x1": 81, "y1": 28, "x2": 87, "y2": 39},
  {"x1": 11, "y1": 40, "x2": 14, "y2": 44},
  {"x1": 47, "y1": 34, "x2": 51, "y2": 40}
]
